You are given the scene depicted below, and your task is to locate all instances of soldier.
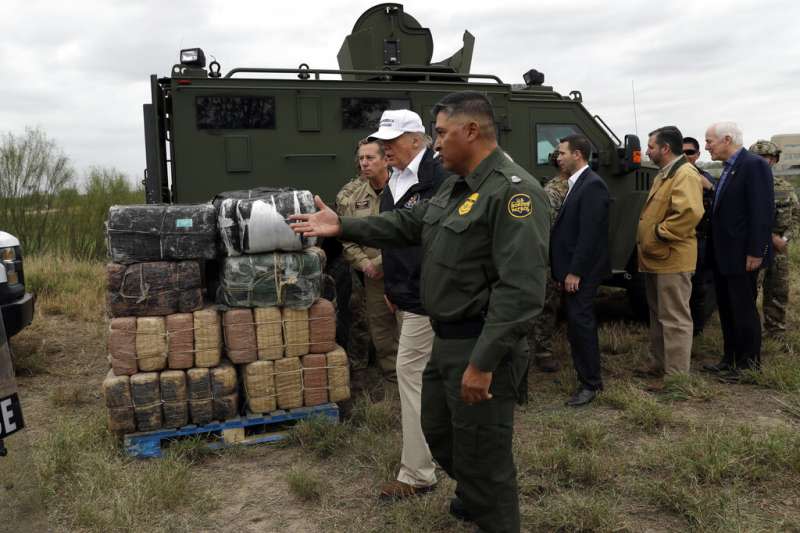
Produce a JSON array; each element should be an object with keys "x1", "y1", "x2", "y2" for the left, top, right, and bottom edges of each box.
[
  {"x1": 335, "y1": 140, "x2": 400, "y2": 386},
  {"x1": 292, "y1": 91, "x2": 549, "y2": 533},
  {"x1": 749, "y1": 140, "x2": 800, "y2": 335},
  {"x1": 527, "y1": 150, "x2": 568, "y2": 373}
]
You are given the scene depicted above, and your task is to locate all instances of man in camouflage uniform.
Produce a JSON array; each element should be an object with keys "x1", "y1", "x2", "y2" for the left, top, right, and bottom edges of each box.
[
  {"x1": 749, "y1": 140, "x2": 800, "y2": 335},
  {"x1": 527, "y1": 150, "x2": 568, "y2": 372},
  {"x1": 335, "y1": 139, "x2": 400, "y2": 384}
]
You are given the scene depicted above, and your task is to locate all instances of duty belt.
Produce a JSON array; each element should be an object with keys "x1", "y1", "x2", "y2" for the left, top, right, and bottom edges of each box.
[{"x1": 430, "y1": 317, "x2": 485, "y2": 339}]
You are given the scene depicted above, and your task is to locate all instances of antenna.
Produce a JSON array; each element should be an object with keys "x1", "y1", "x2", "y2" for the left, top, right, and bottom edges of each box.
[{"x1": 631, "y1": 80, "x2": 639, "y2": 138}]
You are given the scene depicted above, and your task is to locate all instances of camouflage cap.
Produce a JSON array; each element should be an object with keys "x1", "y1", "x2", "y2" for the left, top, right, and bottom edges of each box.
[{"x1": 748, "y1": 139, "x2": 781, "y2": 157}]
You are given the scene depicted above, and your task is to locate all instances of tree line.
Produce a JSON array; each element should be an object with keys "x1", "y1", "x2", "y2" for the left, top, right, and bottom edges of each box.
[{"x1": 0, "y1": 128, "x2": 144, "y2": 259}]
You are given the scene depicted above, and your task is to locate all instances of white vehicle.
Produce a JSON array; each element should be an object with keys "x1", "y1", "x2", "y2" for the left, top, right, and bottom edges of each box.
[{"x1": 0, "y1": 231, "x2": 34, "y2": 337}]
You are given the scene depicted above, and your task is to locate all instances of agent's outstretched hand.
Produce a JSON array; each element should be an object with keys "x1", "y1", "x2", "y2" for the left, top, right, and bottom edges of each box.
[{"x1": 289, "y1": 196, "x2": 342, "y2": 237}]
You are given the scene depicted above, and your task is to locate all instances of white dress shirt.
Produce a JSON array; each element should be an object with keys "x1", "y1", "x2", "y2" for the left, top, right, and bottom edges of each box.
[
  {"x1": 563, "y1": 164, "x2": 589, "y2": 202},
  {"x1": 389, "y1": 148, "x2": 426, "y2": 204}
]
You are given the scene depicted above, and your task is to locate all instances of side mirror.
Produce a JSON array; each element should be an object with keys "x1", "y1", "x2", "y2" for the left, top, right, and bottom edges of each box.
[{"x1": 618, "y1": 134, "x2": 641, "y2": 174}]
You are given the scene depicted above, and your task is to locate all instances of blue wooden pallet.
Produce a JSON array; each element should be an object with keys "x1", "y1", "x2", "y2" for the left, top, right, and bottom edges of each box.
[{"x1": 124, "y1": 403, "x2": 339, "y2": 459}]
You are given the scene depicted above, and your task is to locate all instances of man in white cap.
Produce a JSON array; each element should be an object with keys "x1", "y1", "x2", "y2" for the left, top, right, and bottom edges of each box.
[{"x1": 370, "y1": 109, "x2": 448, "y2": 500}]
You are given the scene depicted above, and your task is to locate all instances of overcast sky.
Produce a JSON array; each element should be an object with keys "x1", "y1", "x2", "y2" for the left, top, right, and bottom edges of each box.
[{"x1": 1, "y1": 0, "x2": 797, "y2": 186}]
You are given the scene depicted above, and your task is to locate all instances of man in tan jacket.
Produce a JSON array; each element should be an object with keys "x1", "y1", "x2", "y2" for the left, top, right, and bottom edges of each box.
[
  {"x1": 637, "y1": 126, "x2": 704, "y2": 381},
  {"x1": 336, "y1": 139, "x2": 399, "y2": 382}
]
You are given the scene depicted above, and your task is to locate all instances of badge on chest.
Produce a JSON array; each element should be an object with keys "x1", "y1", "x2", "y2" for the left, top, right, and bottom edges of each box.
[
  {"x1": 458, "y1": 193, "x2": 480, "y2": 215},
  {"x1": 354, "y1": 199, "x2": 370, "y2": 209}
]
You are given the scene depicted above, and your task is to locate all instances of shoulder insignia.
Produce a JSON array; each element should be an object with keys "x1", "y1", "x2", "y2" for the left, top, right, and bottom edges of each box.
[
  {"x1": 507, "y1": 193, "x2": 533, "y2": 218},
  {"x1": 458, "y1": 192, "x2": 480, "y2": 216},
  {"x1": 510, "y1": 175, "x2": 522, "y2": 184}
]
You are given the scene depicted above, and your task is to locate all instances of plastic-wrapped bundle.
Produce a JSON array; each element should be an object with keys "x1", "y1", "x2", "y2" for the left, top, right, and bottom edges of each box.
[
  {"x1": 243, "y1": 360, "x2": 276, "y2": 414},
  {"x1": 102, "y1": 370, "x2": 136, "y2": 433},
  {"x1": 302, "y1": 354, "x2": 328, "y2": 406},
  {"x1": 106, "y1": 204, "x2": 217, "y2": 264},
  {"x1": 107, "y1": 261, "x2": 203, "y2": 317},
  {"x1": 215, "y1": 189, "x2": 317, "y2": 256},
  {"x1": 223, "y1": 309, "x2": 257, "y2": 364},
  {"x1": 326, "y1": 346, "x2": 350, "y2": 402},
  {"x1": 108, "y1": 317, "x2": 137, "y2": 376},
  {"x1": 308, "y1": 298, "x2": 336, "y2": 353},
  {"x1": 131, "y1": 372, "x2": 162, "y2": 432},
  {"x1": 166, "y1": 313, "x2": 194, "y2": 369},
  {"x1": 217, "y1": 248, "x2": 324, "y2": 309},
  {"x1": 194, "y1": 307, "x2": 222, "y2": 368},
  {"x1": 211, "y1": 362, "x2": 239, "y2": 420},
  {"x1": 275, "y1": 357, "x2": 303, "y2": 410},
  {"x1": 283, "y1": 308, "x2": 309, "y2": 357},
  {"x1": 160, "y1": 370, "x2": 188, "y2": 428},
  {"x1": 136, "y1": 317, "x2": 167, "y2": 372},
  {"x1": 254, "y1": 307, "x2": 283, "y2": 360},
  {"x1": 187, "y1": 368, "x2": 213, "y2": 425}
]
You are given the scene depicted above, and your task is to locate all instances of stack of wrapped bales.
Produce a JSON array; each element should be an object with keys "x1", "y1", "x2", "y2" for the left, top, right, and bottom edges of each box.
[{"x1": 102, "y1": 191, "x2": 350, "y2": 436}]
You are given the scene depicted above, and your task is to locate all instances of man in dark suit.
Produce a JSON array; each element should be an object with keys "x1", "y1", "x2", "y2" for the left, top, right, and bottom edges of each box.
[
  {"x1": 551, "y1": 134, "x2": 611, "y2": 406},
  {"x1": 703, "y1": 122, "x2": 774, "y2": 380}
]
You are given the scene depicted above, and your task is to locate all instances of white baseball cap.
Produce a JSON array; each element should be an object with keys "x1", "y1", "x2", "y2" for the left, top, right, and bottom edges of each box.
[{"x1": 368, "y1": 109, "x2": 425, "y2": 140}]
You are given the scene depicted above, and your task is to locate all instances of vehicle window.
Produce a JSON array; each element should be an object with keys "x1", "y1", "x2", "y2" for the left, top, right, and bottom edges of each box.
[
  {"x1": 342, "y1": 97, "x2": 412, "y2": 130},
  {"x1": 536, "y1": 124, "x2": 592, "y2": 164},
  {"x1": 196, "y1": 96, "x2": 276, "y2": 130}
]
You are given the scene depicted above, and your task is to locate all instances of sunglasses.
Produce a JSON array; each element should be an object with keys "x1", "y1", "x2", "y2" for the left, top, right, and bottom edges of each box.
[{"x1": 683, "y1": 149, "x2": 698, "y2": 156}]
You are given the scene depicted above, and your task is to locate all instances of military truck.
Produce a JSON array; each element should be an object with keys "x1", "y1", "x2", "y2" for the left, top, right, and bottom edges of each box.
[{"x1": 142, "y1": 3, "x2": 655, "y2": 312}]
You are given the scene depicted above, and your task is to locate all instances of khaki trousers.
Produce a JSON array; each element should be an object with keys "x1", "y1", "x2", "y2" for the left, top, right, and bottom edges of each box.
[
  {"x1": 645, "y1": 272, "x2": 693, "y2": 374},
  {"x1": 395, "y1": 311, "x2": 437, "y2": 487},
  {"x1": 363, "y1": 275, "x2": 399, "y2": 377}
]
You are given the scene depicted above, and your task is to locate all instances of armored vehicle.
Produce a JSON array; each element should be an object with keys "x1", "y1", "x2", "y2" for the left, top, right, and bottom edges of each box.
[{"x1": 142, "y1": 3, "x2": 655, "y2": 309}]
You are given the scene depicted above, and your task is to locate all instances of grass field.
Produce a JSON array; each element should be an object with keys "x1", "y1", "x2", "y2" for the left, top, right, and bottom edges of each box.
[{"x1": 1, "y1": 252, "x2": 799, "y2": 532}]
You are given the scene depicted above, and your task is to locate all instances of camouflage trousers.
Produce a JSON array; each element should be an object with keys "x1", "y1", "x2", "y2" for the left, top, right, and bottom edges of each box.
[
  {"x1": 527, "y1": 274, "x2": 561, "y2": 359},
  {"x1": 348, "y1": 271, "x2": 372, "y2": 371},
  {"x1": 760, "y1": 251, "x2": 790, "y2": 334}
]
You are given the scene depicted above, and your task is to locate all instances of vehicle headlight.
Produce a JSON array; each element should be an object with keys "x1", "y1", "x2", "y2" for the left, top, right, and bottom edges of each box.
[{"x1": 1, "y1": 247, "x2": 15, "y2": 261}]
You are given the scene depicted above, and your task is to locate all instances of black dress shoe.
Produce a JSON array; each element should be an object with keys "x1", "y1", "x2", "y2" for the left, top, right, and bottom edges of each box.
[
  {"x1": 717, "y1": 368, "x2": 743, "y2": 383},
  {"x1": 449, "y1": 496, "x2": 473, "y2": 522},
  {"x1": 701, "y1": 361, "x2": 731, "y2": 374},
  {"x1": 565, "y1": 388, "x2": 597, "y2": 407}
]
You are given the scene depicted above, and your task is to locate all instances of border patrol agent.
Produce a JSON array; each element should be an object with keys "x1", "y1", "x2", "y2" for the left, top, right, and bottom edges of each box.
[{"x1": 291, "y1": 91, "x2": 549, "y2": 533}]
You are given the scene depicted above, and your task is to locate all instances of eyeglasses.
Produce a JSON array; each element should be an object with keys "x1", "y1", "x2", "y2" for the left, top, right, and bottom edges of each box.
[{"x1": 683, "y1": 149, "x2": 698, "y2": 156}]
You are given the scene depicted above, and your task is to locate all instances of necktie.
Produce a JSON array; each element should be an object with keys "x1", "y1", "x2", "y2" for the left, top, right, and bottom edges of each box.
[{"x1": 713, "y1": 162, "x2": 732, "y2": 211}]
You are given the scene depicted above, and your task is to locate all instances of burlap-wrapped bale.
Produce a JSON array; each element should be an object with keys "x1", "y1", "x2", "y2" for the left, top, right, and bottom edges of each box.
[
  {"x1": 301, "y1": 354, "x2": 328, "y2": 406},
  {"x1": 136, "y1": 317, "x2": 167, "y2": 372},
  {"x1": 243, "y1": 360, "x2": 276, "y2": 414},
  {"x1": 107, "y1": 261, "x2": 203, "y2": 317},
  {"x1": 326, "y1": 346, "x2": 350, "y2": 402},
  {"x1": 166, "y1": 313, "x2": 194, "y2": 369},
  {"x1": 102, "y1": 370, "x2": 136, "y2": 433},
  {"x1": 217, "y1": 249, "x2": 323, "y2": 309},
  {"x1": 160, "y1": 370, "x2": 188, "y2": 428},
  {"x1": 211, "y1": 362, "x2": 239, "y2": 420},
  {"x1": 254, "y1": 307, "x2": 283, "y2": 360},
  {"x1": 223, "y1": 309, "x2": 257, "y2": 364},
  {"x1": 186, "y1": 367, "x2": 213, "y2": 425},
  {"x1": 274, "y1": 357, "x2": 303, "y2": 409},
  {"x1": 308, "y1": 298, "x2": 336, "y2": 353},
  {"x1": 106, "y1": 204, "x2": 217, "y2": 264},
  {"x1": 283, "y1": 308, "x2": 310, "y2": 357},
  {"x1": 108, "y1": 317, "x2": 137, "y2": 376},
  {"x1": 131, "y1": 372, "x2": 162, "y2": 431},
  {"x1": 215, "y1": 189, "x2": 317, "y2": 256},
  {"x1": 194, "y1": 307, "x2": 221, "y2": 367}
]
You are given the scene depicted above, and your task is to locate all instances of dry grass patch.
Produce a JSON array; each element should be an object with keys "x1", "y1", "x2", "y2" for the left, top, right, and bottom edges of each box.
[
  {"x1": 598, "y1": 381, "x2": 673, "y2": 432},
  {"x1": 25, "y1": 254, "x2": 106, "y2": 321},
  {"x1": 522, "y1": 490, "x2": 631, "y2": 532}
]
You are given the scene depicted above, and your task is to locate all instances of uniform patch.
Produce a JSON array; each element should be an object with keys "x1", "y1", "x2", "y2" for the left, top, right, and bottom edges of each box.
[
  {"x1": 458, "y1": 192, "x2": 480, "y2": 216},
  {"x1": 404, "y1": 193, "x2": 420, "y2": 209},
  {"x1": 354, "y1": 199, "x2": 370, "y2": 209},
  {"x1": 507, "y1": 193, "x2": 533, "y2": 218}
]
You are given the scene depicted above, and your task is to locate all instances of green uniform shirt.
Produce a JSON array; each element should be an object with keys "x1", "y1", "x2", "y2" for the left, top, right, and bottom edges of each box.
[{"x1": 340, "y1": 147, "x2": 549, "y2": 372}]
